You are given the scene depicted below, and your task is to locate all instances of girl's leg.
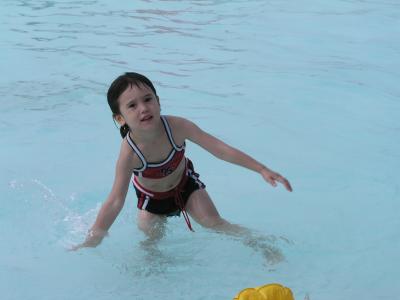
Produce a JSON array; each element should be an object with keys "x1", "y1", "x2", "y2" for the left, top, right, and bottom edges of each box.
[
  {"x1": 185, "y1": 188, "x2": 251, "y2": 234},
  {"x1": 185, "y1": 189, "x2": 284, "y2": 264},
  {"x1": 137, "y1": 209, "x2": 167, "y2": 242},
  {"x1": 137, "y1": 210, "x2": 169, "y2": 271}
]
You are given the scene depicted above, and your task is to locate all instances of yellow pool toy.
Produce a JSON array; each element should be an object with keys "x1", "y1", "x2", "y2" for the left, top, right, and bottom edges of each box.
[{"x1": 234, "y1": 283, "x2": 294, "y2": 300}]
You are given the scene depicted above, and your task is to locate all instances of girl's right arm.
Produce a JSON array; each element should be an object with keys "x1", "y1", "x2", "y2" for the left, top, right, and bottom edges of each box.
[{"x1": 70, "y1": 141, "x2": 135, "y2": 250}]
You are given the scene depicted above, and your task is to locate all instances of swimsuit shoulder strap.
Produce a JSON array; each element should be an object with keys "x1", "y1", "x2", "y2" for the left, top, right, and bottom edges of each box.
[
  {"x1": 161, "y1": 115, "x2": 185, "y2": 151},
  {"x1": 126, "y1": 132, "x2": 147, "y2": 171}
]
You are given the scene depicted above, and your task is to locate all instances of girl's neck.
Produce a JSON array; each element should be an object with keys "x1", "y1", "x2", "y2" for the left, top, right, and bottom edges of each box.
[{"x1": 129, "y1": 120, "x2": 164, "y2": 144}]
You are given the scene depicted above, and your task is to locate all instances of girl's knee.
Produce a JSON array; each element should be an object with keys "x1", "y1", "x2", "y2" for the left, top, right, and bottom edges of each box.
[
  {"x1": 198, "y1": 216, "x2": 228, "y2": 229},
  {"x1": 137, "y1": 218, "x2": 153, "y2": 234},
  {"x1": 137, "y1": 211, "x2": 165, "y2": 237}
]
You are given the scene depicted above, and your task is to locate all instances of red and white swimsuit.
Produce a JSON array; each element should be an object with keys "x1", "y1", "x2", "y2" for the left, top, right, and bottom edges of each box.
[
  {"x1": 126, "y1": 116, "x2": 205, "y2": 231},
  {"x1": 127, "y1": 115, "x2": 186, "y2": 179}
]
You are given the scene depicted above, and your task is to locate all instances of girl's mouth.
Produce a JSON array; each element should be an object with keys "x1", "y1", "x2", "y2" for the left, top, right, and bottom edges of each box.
[{"x1": 140, "y1": 115, "x2": 153, "y2": 122}]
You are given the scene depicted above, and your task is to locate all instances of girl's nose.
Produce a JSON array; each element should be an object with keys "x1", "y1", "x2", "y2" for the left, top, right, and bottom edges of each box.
[{"x1": 138, "y1": 102, "x2": 149, "y2": 113}]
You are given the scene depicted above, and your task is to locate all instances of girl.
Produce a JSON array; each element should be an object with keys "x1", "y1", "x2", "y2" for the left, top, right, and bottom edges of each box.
[{"x1": 73, "y1": 72, "x2": 292, "y2": 250}]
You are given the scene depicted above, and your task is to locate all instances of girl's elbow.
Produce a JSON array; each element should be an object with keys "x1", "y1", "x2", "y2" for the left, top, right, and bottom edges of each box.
[
  {"x1": 106, "y1": 193, "x2": 126, "y2": 211},
  {"x1": 218, "y1": 147, "x2": 236, "y2": 161},
  {"x1": 112, "y1": 197, "x2": 126, "y2": 210}
]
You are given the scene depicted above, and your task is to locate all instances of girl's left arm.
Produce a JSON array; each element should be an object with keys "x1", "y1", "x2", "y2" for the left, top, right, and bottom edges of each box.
[{"x1": 180, "y1": 118, "x2": 292, "y2": 192}]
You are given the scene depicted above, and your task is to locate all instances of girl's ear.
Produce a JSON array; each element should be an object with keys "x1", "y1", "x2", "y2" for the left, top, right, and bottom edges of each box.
[{"x1": 114, "y1": 114, "x2": 125, "y2": 126}]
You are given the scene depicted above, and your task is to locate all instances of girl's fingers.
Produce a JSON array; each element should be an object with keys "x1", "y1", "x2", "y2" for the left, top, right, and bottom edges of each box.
[
  {"x1": 263, "y1": 174, "x2": 276, "y2": 187},
  {"x1": 277, "y1": 176, "x2": 292, "y2": 192},
  {"x1": 262, "y1": 172, "x2": 292, "y2": 191}
]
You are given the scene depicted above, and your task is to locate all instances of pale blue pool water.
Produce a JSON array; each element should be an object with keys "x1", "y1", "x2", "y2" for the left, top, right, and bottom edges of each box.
[{"x1": 1, "y1": 1, "x2": 400, "y2": 299}]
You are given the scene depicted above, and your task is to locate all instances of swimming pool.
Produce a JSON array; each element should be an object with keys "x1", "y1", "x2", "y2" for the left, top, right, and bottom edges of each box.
[{"x1": 1, "y1": 1, "x2": 399, "y2": 299}]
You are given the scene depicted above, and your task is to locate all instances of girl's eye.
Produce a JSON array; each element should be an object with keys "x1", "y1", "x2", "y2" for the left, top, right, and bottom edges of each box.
[
  {"x1": 129, "y1": 103, "x2": 136, "y2": 108},
  {"x1": 144, "y1": 97, "x2": 152, "y2": 102}
]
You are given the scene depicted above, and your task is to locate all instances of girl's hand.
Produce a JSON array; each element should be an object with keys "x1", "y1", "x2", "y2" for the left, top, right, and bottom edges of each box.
[
  {"x1": 68, "y1": 229, "x2": 108, "y2": 251},
  {"x1": 260, "y1": 167, "x2": 293, "y2": 192}
]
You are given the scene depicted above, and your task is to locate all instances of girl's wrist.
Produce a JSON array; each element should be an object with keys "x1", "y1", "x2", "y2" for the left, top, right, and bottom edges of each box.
[
  {"x1": 258, "y1": 165, "x2": 269, "y2": 173},
  {"x1": 88, "y1": 228, "x2": 108, "y2": 239}
]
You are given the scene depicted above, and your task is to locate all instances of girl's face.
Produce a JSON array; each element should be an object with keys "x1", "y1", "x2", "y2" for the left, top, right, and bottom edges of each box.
[{"x1": 114, "y1": 83, "x2": 161, "y2": 132}]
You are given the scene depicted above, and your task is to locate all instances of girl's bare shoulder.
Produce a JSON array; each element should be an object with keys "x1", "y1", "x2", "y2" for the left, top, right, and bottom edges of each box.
[
  {"x1": 164, "y1": 115, "x2": 194, "y2": 130},
  {"x1": 164, "y1": 115, "x2": 191, "y2": 143}
]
